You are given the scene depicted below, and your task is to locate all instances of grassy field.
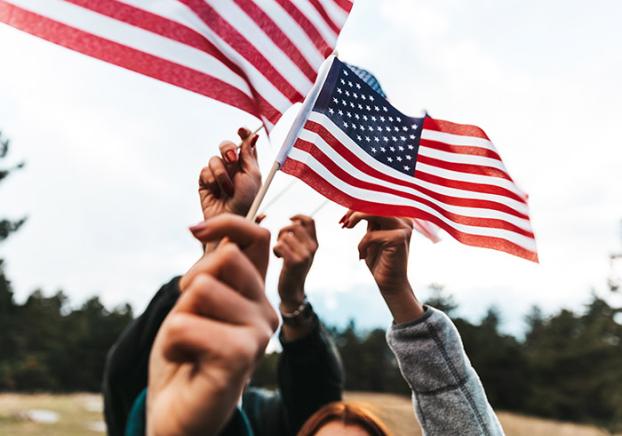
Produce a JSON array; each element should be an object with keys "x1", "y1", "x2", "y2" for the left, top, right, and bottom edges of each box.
[{"x1": 0, "y1": 392, "x2": 615, "y2": 435}]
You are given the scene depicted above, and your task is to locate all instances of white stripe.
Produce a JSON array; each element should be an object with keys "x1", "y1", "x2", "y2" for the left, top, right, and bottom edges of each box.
[
  {"x1": 119, "y1": 0, "x2": 292, "y2": 111},
  {"x1": 297, "y1": 128, "x2": 534, "y2": 233},
  {"x1": 294, "y1": 0, "x2": 338, "y2": 45},
  {"x1": 287, "y1": 148, "x2": 537, "y2": 252},
  {"x1": 421, "y1": 128, "x2": 497, "y2": 152},
  {"x1": 258, "y1": 0, "x2": 325, "y2": 68},
  {"x1": 307, "y1": 111, "x2": 526, "y2": 199},
  {"x1": 9, "y1": 0, "x2": 254, "y2": 96},
  {"x1": 316, "y1": 0, "x2": 349, "y2": 26},
  {"x1": 418, "y1": 145, "x2": 511, "y2": 175},
  {"x1": 210, "y1": 0, "x2": 313, "y2": 95}
]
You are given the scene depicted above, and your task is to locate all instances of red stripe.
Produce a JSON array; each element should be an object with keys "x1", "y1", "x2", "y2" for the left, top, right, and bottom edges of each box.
[
  {"x1": 423, "y1": 116, "x2": 490, "y2": 140},
  {"x1": 417, "y1": 154, "x2": 513, "y2": 182},
  {"x1": 413, "y1": 170, "x2": 527, "y2": 203},
  {"x1": 304, "y1": 120, "x2": 526, "y2": 206},
  {"x1": 281, "y1": 158, "x2": 538, "y2": 262},
  {"x1": 0, "y1": 1, "x2": 260, "y2": 117},
  {"x1": 274, "y1": 0, "x2": 332, "y2": 57},
  {"x1": 181, "y1": 0, "x2": 303, "y2": 105},
  {"x1": 308, "y1": 0, "x2": 340, "y2": 34},
  {"x1": 234, "y1": 0, "x2": 317, "y2": 82},
  {"x1": 419, "y1": 137, "x2": 502, "y2": 161},
  {"x1": 330, "y1": 0, "x2": 354, "y2": 13},
  {"x1": 292, "y1": 139, "x2": 534, "y2": 237}
]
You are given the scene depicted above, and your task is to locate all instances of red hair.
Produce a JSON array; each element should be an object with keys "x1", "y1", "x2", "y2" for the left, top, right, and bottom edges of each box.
[{"x1": 297, "y1": 401, "x2": 391, "y2": 436}]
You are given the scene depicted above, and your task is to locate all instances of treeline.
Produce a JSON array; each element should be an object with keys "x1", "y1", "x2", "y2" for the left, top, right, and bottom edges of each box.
[{"x1": 253, "y1": 288, "x2": 622, "y2": 432}]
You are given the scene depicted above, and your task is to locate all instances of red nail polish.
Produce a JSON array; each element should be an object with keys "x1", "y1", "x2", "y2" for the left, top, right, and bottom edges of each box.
[
  {"x1": 251, "y1": 134, "x2": 259, "y2": 147},
  {"x1": 225, "y1": 150, "x2": 237, "y2": 163}
]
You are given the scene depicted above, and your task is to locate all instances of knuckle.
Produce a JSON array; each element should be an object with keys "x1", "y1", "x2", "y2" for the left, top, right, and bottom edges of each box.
[{"x1": 256, "y1": 227, "x2": 271, "y2": 243}]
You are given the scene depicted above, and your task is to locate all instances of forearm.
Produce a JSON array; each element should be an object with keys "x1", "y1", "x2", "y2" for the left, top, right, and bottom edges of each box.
[{"x1": 386, "y1": 306, "x2": 504, "y2": 436}]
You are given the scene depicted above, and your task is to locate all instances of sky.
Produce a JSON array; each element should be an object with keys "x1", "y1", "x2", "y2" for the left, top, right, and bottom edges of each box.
[{"x1": 1, "y1": 0, "x2": 621, "y2": 335}]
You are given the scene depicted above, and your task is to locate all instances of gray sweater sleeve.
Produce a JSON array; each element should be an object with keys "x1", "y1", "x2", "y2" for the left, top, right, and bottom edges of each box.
[{"x1": 386, "y1": 306, "x2": 504, "y2": 436}]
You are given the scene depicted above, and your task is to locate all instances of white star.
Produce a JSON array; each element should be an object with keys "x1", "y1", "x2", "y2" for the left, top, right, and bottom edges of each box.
[
  {"x1": 385, "y1": 126, "x2": 391, "y2": 132},
  {"x1": 351, "y1": 124, "x2": 357, "y2": 130},
  {"x1": 402, "y1": 126, "x2": 409, "y2": 131},
  {"x1": 328, "y1": 108, "x2": 334, "y2": 114},
  {"x1": 344, "y1": 90, "x2": 350, "y2": 97},
  {"x1": 377, "y1": 126, "x2": 383, "y2": 131},
  {"x1": 388, "y1": 116, "x2": 394, "y2": 122},
  {"x1": 362, "y1": 115, "x2": 368, "y2": 121},
  {"x1": 342, "y1": 100, "x2": 347, "y2": 106},
  {"x1": 346, "y1": 111, "x2": 352, "y2": 117},
  {"x1": 396, "y1": 156, "x2": 402, "y2": 162},
  {"x1": 407, "y1": 144, "x2": 414, "y2": 150},
  {"x1": 404, "y1": 165, "x2": 410, "y2": 171},
  {"x1": 361, "y1": 94, "x2": 367, "y2": 100},
  {"x1": 365, "y1": 105, "x2": 371, "y2": 111},
  {"x1": 354, "y1": 114, "x2": 360, "y2": 120},
  {"x1": 365, "y1": 136, "x2": 371, "y2": 142},
  {"x1": 355, "y1": 83, "x2": 361, "y2": 89},
  {"x1": 387, "y1": 157, "x2": 393, "y2": 162},
  {"x1": 353, "y1": 93, "x2": 358, "y2": 99},
  {"x1": 371, "y1": 116, "x2": 377, "y2": 121},
  {"x1": 347, "y1": 80, "x2": 353, "y2": 87},
  {"x1": 396, "y1": 117, "x2": 402, "y2": 122},
  {"x1": 374, "y1": 137, "x2": 380, "y2": 142},
  {"x1": 340, "y1": 79, "x2": 345, "y2": 84},
  {"x1": 337, "y1": 88, "x2": 342, "y2": 94},
  {"x1": 394, "y1": 126, "x2": 400, "y2": 132},
  {"x1": 357, "y1": 135, "x2": 362, "y2": 141},
  {"x1": 368, "y1": 126, "x2": 374, "y2": 131},
  {"x1": 371, "y1": 147, "x2": 377, "y2": 153},
  {"x1": 380, "y1": 147, "x2": 386, "y2": 152},
  {"x1": 332, "y1": 98, "x2": 339, "y2": 104},
  {"x1": 369, "y1": 95, "x2": 375, "y2": 101},
  {"x1": 380, "y1": 116, "x2": 386, "y2": 122},
  {"x1": 390, "y1": 146, "x2": 396, "y2": 152},
  {"x1": 392, "y1": 136, "x2": 398, "y2": 141},
  {"x1": 343, "y1": 121, "x2": 349, "y2": 128},
  {"x1": 350, "y1": 102, "x2": 355, "y2": 108},
  {"x1": 374, "y1": 105, "x2": 380, "y2": 111},
  {"x1": 383, "y1": 137, "x2": 389, "y2": 142},
  {"x1": 400, "y1": 136, "x2": 406, "y2": 141},
  {"x1": 383, "y1": 106, "x2": 389, "y2": 112},
  {"x1": 406, "y1": 155, "x2": 412, "y2": 160},
  {"x1": 398, "y1": 145, "x2": 404, "y2": 151},
  {"x1": 409, "y1": 134, "x2": 416, "y2": 139},
  {"x1": 358, "y1": 104, "x2": 363, "y2": 110},
  {"x1": 338, "y1": 109, "x2": 343, "y2": 116},
  {"x1": 412, "y1": 124, "x2": 418, "y2": 129},
  {"x1": 343, "y1": 70, "x2": 349, "y2": 76}
]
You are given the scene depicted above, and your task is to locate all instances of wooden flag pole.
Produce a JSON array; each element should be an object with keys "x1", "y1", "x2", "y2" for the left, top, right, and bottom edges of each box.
[{"x1": 245, "y1": 161, "x2": 280, "y2": 220}]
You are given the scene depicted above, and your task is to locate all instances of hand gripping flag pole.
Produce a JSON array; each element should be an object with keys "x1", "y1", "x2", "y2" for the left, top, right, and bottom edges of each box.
[{"x1": 245, "y1": 55, "x2": 338, "y2": 221}]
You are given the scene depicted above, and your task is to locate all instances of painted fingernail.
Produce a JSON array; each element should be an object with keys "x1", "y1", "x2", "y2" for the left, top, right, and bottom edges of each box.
[
  {"x1": 189, "y1": 221, "x2": 207, "y2": 232},
  {"x1": 250, "y1": 134, "x2": 259, "y2": 147},
  {"x1": 225, "y1": 150, "x2": 237, "y2": 163}
]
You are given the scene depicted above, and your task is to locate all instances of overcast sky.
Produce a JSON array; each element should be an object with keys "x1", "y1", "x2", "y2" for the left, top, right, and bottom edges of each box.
[{"x1": 1, "y1": 0, "x2": 621, "y2": 334}]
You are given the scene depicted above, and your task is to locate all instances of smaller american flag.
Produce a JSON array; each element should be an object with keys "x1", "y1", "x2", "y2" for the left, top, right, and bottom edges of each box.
[{"x1": 279, "y1": 57, "x2": 537, "y2": 261}]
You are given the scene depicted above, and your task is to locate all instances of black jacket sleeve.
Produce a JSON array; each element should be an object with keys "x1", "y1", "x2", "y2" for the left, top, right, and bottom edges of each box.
[
  {"x1": 277, "y1": 315, "x2": 344, "y2": 433},
  {"x1": 102, "y1": 277, "x2": 181, "y2": 436}
]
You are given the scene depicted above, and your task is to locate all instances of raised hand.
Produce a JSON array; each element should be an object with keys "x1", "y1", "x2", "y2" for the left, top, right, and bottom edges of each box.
[
  {"x1": 147, "y1": 215, "x2": 278, "y2": 436},
  {"x1": 341, "y1": 210, "x2": 425, "y2": 324},
  {"x1": 273, "y1": 215, "x2": 318, "y2": 311},
  {"x1": 199, "y1": 127, "x2": 262, "y2": 219}
]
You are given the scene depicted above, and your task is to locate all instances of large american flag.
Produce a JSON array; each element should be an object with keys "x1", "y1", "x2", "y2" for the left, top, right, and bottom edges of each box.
[
  {"x1": 0, "y1": 0, "x2": 352, "y2": 130},
  {"x1": 280, "y1": 58, "x2": 538, "y2": 261}
]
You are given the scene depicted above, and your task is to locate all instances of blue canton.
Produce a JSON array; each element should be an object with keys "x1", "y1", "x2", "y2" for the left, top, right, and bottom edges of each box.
[{"x1": 314, "y1": 59, "x2": 423, "y2": 175}]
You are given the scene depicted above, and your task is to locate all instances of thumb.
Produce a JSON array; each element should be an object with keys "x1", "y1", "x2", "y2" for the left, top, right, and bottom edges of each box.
[{"x1": 238, "y1": 130, "x2": 259, "y2": 173}]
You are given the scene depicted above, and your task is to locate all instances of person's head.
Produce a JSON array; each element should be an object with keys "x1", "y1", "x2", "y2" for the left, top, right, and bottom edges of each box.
[{"x1": 298, "y1": 402, "x2": 391, "y2": 436}]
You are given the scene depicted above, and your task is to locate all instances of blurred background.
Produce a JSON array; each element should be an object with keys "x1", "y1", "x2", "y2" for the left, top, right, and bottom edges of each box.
[{"x1": 1, "y1": 0, "x2": 621, "y2": 434}]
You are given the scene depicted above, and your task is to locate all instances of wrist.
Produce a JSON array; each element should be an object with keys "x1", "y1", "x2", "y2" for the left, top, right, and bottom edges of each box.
[
  {"x1": 380, "y1": 283, "x2": 425, "y2": 324},
  {"x1": 278, "y1": 286, "x2": 306, "y2": 312}
]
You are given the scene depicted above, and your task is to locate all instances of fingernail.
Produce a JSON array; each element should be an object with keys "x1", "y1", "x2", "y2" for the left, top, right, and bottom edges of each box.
[
  {"x1": 250, "y1": 134, "x2": 259, "y2": 147},
  {"x1": 189, "y1": 221, "x2": 208, "y2": 232},
  {"x1": 238, "y1": 127, "x2": 249, "y2": 137},
  {"x1": 225, "y1": 150, "x2": 237, "y2": 163}
]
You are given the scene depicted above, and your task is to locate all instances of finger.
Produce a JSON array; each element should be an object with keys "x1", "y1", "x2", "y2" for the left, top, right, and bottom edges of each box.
[
  {"x1": 199, "y1": 165, "x2": 220, "y2": 198},
  {"x1": 239, "y1": 133, "x2": 260, "y2": 173},
  {"x1": 358, "y1": 229, "x2": 410, "y2": 260},
  {"x1": 208, "y1": 156, "x2": 234, "y2": 197},
  {"x1": 237, "y1": 127, "x2": 252, "y2": 141},
  {"x1": 277, "y1": 222, "x2": 307, "y2": 242},
  {"x1": 189, "y1": 214, "x2": 271, "y2": 278},
  {"x1": 290, "y1": 214, "x2": 316, "y2": 238},
  {"x1": 273, "y1": 240, "x2": 295, "y2": 259},
  {"x1": 255, "y1": 213, "x2": 267, "y2": 224},
  {"x1": 175, "y1": 273, "x2": 260, "y2": 324},
  {"x1": 219, "y1": 140, "x2": 238, "y2": 165},
  {"x1": 343, "y1": 211, "x2": 405, "y2": 230}
]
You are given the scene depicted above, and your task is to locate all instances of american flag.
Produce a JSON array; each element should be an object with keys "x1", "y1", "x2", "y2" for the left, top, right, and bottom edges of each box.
[
  {"x1": 280, "y1": 58, "x2": 538, "y2": 261},
  {"x1": 0, "y1": 0, "x2": 352, "y2": 130}
]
